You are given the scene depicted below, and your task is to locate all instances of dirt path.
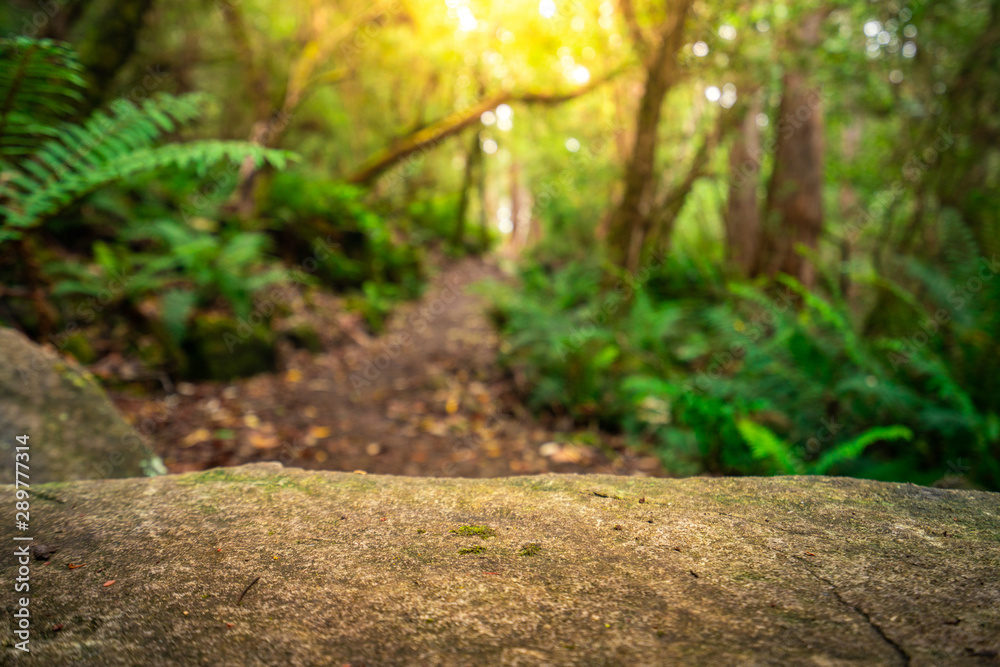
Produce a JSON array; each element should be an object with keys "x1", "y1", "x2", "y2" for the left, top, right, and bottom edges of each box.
[{"x1": 113, "y1": 257, "x2": 665, "y2": 478}]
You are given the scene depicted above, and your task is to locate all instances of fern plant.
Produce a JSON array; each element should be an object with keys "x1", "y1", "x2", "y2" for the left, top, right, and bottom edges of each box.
[
  {"x1": 736, "y1": 420, "x2": 914, "y2": 476},
  {"x1": 0, "y1": 37, "x2": 87, "y2": 157},
  {"x1": 0, "y1": 37, "x2": 295, "y2": 243}
]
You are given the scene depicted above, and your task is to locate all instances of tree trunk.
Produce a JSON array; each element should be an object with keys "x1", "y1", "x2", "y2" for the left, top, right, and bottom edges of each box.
[
  {"x1": 478, "y1": 144, "x2": 490, "y2": 248},
  {"x1": 757, "y1": 12, "x2": 828, "y2": 287},
  {"x1": 605, "y1": 0, "x2": 692, "y2": 271},
  {"x1": 724, "y1": 98, "x2": 762, "y2": 277},
  {"x1": 759, "y1": 72, "x2": 824, "y2": 287},
  {"x1": 648, "y1": 110, "x2": 732, "y2": 252},
  {"x1": 509, "y1": 162, "x2": 522, "y2": 252},
  {"x1": 837, "y1": 119, "x2": 862, "y2": 297},
  {"x1": 453, "y1": 131, "x2": 482, "y2": 247}
]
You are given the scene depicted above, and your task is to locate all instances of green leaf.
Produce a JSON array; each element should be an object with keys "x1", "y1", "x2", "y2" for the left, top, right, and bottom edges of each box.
[
  {"x1": 811, "y1": 426, "x2": 913, "y2": 475},
  {"x1": 161, "y1": 289, "x2": 198, "y2": 344},
  {"x1": 736, "y1": 419, "x2": 805, "y2": 475}
]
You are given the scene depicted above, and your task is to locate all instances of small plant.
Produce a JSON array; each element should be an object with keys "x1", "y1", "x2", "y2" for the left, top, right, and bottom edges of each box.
[
  {"x1": 736, "y1": 421, "x2": 914, "y2": 475},
  {"x1": 450, "y1": 525, "x2": 496, "y2": 540},
  {"x1": 457, "y1": 545, "x2": 486, "y2": 555},
  {"x1": 518, "y1": 543, "x2": 542, "y2": 557},
  {"x1": 0, "y1": 38, "x2": 295, "y2": 244},
  {"x1": 486, "y1": 249, "x2": 1000, "y2": 488}
]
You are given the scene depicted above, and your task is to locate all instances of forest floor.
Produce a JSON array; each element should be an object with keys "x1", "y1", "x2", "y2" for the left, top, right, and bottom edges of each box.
[{"x1": 111, "y1": 256, "x2": 666, "y2": 478}]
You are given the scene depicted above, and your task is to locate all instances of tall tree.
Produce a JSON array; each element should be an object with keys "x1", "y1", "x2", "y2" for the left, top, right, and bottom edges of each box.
[
  {"x1": 724, "y1": 96, "x2": 762, "y2": 277},
  {"x1": 453, "y1": 130, "x2": 482, "y2": 247},
  {"x1": 606, "y1": 0, "x2": 693, "y2": 271},
  {"x1": 757, "y1": 11, "x2": 828, "y2": 287}
]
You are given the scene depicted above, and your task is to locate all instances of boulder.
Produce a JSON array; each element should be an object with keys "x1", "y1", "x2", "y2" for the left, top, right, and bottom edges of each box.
[
  {"x1": 0, "y1": 327, "x2": 163, "y2": 484},
  {"x1": 2, "y1": 464, "x2": 998, "y2": 665}
]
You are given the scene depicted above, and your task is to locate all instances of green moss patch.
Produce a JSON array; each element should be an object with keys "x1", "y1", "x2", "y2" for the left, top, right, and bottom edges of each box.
[
  {"x1": 518, "y1": 543, "x2": 542, "y2": 557},
  {"x1": 450, "y1": 525, "x2": 496, "y2": 539}
]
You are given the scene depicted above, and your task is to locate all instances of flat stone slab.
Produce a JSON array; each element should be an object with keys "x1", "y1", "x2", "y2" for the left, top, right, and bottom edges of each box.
[{"x1": 2, "y1": 464, "x2": 998, "y2": 665}]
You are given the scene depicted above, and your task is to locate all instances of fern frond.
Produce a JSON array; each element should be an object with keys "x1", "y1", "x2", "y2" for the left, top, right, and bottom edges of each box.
[
  {"x1": 2, "y1": 133, "x2": 296, "y2": 232},
  {"x1": 0, "y1": 37, "x2": 87, "y2": 157},
  {"x1": 811, "y1": 425, "x2": 913, "y2": 475},
  {"x1": 736, "y1": 419, "x2": 805, "y2": 474}
]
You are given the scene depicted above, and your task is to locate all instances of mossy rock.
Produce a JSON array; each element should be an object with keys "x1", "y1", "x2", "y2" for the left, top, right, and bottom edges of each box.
[
  {"x1": 60, "y1": 332, "x2": 97, "y2": 365},
  {"x1": 2, "y1": 464, "x2": 997, "y2": 664},
  {"x1": 181, "y1": 313, "x2": 277, "y2": 381},
  {"x1": 0, "y1": 327, "x2": 163, "y2": 483}
]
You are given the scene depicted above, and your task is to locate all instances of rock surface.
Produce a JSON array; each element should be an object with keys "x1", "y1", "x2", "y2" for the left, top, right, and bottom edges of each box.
[
  {"x1": 2, "y1": 464, "x2": 999, "y2": 665},
  {"x1": 0, "y1": 327, "x2": 162, "y2": 484}
]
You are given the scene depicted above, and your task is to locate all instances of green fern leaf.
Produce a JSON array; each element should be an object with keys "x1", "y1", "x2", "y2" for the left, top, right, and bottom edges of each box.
[
  {"x1": 811, "y1": 426, "x2": 913, "y2": 475},
  {"x1": 736, "y1": 419, "x2": 805, "y2": 474}
]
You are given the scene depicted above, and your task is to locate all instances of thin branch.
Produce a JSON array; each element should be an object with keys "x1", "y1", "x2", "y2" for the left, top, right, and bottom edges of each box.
[
  {"x1": 236, "y1": 576, "x2": 260, "y2": 606},
  {"x1": 348, "y1": 67, "x2": 625, "y2": 185},
  {"x1": 618, "y1": 0, "x2": 650, "y2": 57}
]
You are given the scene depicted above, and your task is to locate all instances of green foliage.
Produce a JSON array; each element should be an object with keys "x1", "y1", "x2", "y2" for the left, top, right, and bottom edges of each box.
[
  {"x1": 263, "y1": 170, "x2": 425, "y2": 329},
  {"x1": 736, "y1": 420, "x2": 913, "y2": 476},
  {"x1": 0, "y1": 37, "x2": 296, "y2": 243},
  {"x1": 406, "y1": 192, "x2": 461, "y2": 247},
  {"x1": 0, "y1": 37, "x2": 87, "y2": 158},
  {"x1": 48, "y1": 218, "x2": 291, "y2": 344},
  {"x1": 487, "y1": 253, "x2": 1000, "y2": 489}
]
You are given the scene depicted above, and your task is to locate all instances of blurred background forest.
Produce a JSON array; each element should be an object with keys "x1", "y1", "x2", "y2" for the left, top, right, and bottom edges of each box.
[{"x1": 1, "y1": 0, "x2": 998, "y2": 489}]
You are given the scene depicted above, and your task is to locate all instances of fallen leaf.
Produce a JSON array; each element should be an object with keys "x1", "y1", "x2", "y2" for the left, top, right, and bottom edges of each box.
[
  {"x1": 539, "y1": 442, "x2": 562, "y2": 457},
  {"x1": 286, "y1": 368, "x2": 303, "y2": 384},
  {"x1": 103, "y1": 580, "x2": 115, "y2": 587},
  {"x1": 248, "y1": 430, "x2": 280, "y2": 449},
  {"x1": 67, "y1": 563, "x2": 85, "y2": 570},
  {"x1": 551, "y1": 444, "x2": 586, "y2": 464},
  {"x1": 181, "y1": 428, "x2": 211, "y2": 448},
  {"x1": 308, "y1": 426, "x2": 331, "y2": 440}
]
